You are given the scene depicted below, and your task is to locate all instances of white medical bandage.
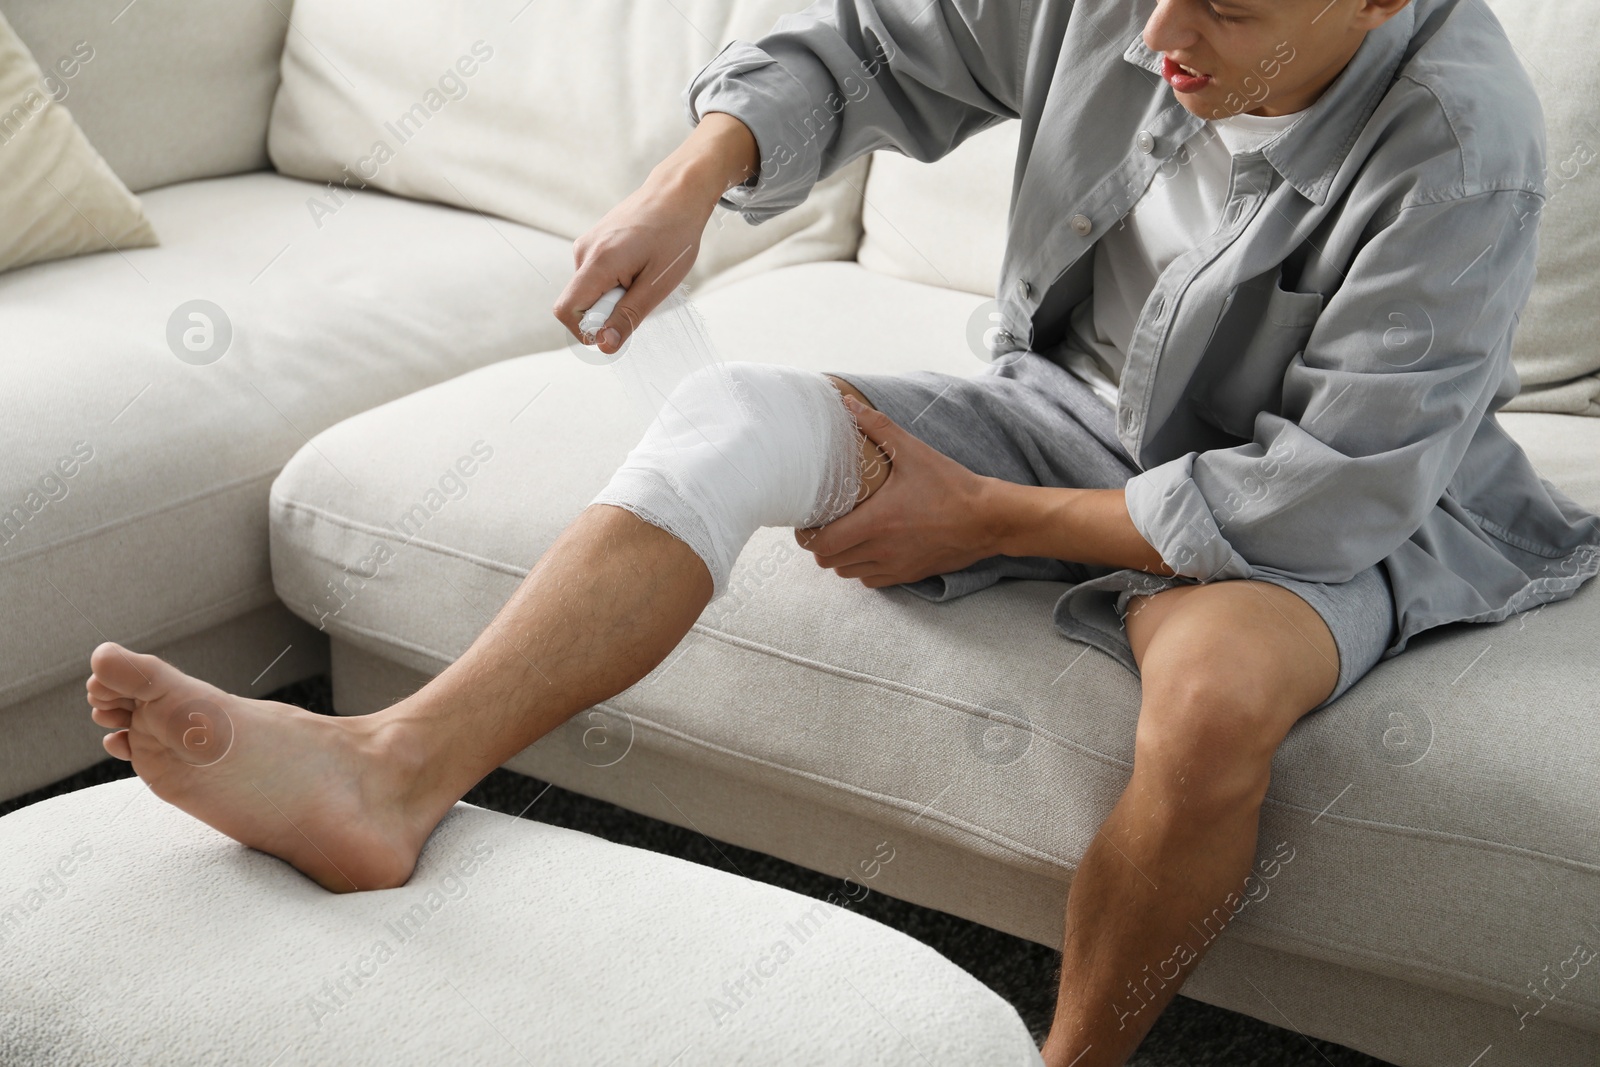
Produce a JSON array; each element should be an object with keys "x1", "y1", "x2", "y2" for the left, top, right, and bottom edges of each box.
[{"x1": 579, "y1": 288, "x2": 861, "y2": 600}]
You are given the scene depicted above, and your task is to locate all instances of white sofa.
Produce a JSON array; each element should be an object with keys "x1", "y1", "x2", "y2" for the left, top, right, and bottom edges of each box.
[
  {"x1": 0, "y1": 0, "x2": 862, "y2": 798},
  {"x1": 4, "y1": 1, "x2": 1599, "y2": 1065}
]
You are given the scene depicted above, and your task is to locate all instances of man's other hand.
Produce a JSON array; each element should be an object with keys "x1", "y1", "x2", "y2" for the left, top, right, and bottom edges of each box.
[{"x1": 796, "y1": 395, "x2": 1005, "y2": 588}]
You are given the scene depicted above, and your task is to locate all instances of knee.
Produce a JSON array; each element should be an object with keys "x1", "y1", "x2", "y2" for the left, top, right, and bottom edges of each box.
[
  {"x1": 595, "y1": 361, "x2": 862, "y2": 598},
  {"x1": 1132, "y1": 655, "x2": 1287, "y2": 812},
  {"x1": 687, "y1": 361, "x2": 862, "y2": 527}
]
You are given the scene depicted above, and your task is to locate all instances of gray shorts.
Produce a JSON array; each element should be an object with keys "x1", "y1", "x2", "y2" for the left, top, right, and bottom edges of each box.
[{"x1": 827, "y1": 351, "x2": 1398, "y2": 712}]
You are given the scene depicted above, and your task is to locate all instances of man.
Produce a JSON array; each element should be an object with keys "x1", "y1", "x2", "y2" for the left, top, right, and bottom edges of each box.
[{"x1": 87, "y1": 1, "x2": 1600, "y2": 1064}]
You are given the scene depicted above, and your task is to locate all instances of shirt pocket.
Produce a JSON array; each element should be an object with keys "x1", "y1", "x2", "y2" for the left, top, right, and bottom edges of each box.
[{"x1": 1190, "y1": 266, "x2": 1325, "y2": 441}]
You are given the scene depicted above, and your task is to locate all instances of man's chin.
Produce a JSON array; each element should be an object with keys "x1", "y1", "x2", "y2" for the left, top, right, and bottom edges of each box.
[
  {"x1": 1172, "y1": 90, "x2": 1216, "y2": 118},
  {"x1": 1174, "y1": 89, "x2": 1252, "y2": 121}
]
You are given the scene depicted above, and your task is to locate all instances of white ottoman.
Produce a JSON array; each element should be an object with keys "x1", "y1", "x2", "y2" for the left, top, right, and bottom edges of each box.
[{"x1": 0, "y1": 779, "x2": 1045, "y2": 1066}]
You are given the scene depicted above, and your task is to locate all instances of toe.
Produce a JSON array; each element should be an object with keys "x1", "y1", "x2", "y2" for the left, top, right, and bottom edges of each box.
[
  {"x1": 103, "y1": 729, "x2": 132, "y2": 761},
  {"x1": 87, "y1": 678, "x2": 134, "y2": 709},
  {"x1": 89, "y1": 642, "x2": 168, "y2": 702},
  {"x1": 91, "y1": 705, "x2": 133, "y2": 730}
]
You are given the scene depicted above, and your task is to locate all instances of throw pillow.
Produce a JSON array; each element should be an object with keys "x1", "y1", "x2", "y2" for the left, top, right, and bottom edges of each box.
[{"x1": 0, "y1": 10, "x2": 156, "y2": 275}]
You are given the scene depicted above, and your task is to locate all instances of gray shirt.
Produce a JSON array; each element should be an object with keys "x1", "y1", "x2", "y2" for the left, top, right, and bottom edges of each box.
[{"x1": 686, "y1": 0, "x2": 1600, "y2": 650}]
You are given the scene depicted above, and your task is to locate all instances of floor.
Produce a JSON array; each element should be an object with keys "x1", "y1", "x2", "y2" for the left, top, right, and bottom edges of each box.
[{"x1": 5, "y1": 675, "x2": 1396, "y2": 1067}]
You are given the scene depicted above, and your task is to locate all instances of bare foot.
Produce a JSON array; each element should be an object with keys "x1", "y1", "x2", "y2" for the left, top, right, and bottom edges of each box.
[{"x1": 86, "y1": 642, "x2": 446, "y2": 892}]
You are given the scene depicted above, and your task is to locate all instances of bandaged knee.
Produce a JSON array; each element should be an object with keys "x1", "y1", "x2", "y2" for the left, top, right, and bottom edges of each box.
[{"x1": 591, "y1": 360, "x2": 862, "y2": 599}]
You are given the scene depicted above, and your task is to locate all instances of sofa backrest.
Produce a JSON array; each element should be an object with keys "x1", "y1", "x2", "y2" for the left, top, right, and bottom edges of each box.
[
  {"x1": 1479, "y1": 0, "x2": 1600, "y2": 414},
  {"x1": 266, "y1": 0, "x2": 864, "y2": 292},
  {"x1": 0, "y1": 0, "x2": 291, "y2": 193},
  {"x1": 854, "y1": 0, "x2": 1599, "y2": 414},
  {"x1": 856, "y1": 120, "x2": 1016, "y2": 298}
]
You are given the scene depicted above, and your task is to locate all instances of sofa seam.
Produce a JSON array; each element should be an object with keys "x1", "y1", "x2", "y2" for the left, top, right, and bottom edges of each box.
[
  {"x1": 603, "y1": 702, "x2": 1081, "y2": 869},
  {"x1": 693, "y1": 627, "x2": 1600, "y2": 872},
  {"x1": 689, "y1": 624, "x2": 1138, "y2": 773},
  {"x1": 270, "y1": 497, "x2": 530, "y2": 577},
  {"x1": 1249, "y1": 792, "x2": 1599, "y2": 875},
  {"x1": 317, "y1": 623, "x2": 1090, "y2": 873},
  {"x1": 1238, "y1": 916, "x2": 1600, "y2": 1023},
  {"x1": 1, "y1": 467, "x2": 282, "y2": 569},
  {"x1": 322, "y1": 615, "x2": 1600, "y2": 876}
]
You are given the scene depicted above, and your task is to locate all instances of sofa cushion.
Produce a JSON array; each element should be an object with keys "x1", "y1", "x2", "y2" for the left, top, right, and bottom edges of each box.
[
  {"x1": 0, "y1": 171, "x2": 575, "y2": 713},
  {"x1": 1482, "y1": 0, "x2": 1600, "y2": 415},
  {"x1": 0, "y1": 778, "x2": 1042, "y2": 1066},
  {"x1": 268, "y1": 261, "x2": 987, "y2": 633},
  {"x1": 268, "y1": 262, "x2": 987, "y2": 636},
  {"x1": 269, "y1": 260, "x2": 1600, "y2": 1036},
  {"x1": 267, "y1": 0, "x2": 866, "y2": 293},
  {"x1": 0, "y1": 11, "x2": 156, "y2": 273},
  {"x1": 857, "y1": 120, "x2": 1017, "y2": 298},
  {"x1": 0, "y1": 0, "x2": 291, "y2": 193}
]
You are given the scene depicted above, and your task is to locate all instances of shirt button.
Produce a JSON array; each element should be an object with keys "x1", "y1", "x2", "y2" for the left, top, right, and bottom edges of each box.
[
  {"x1": 1016, "y1": 279, "x2": 1033, "y2": 300},
  {"x1": 1070, "y1": 213, "x2": 1093, "y2": 237},
  {"x1": 1136, "y1": 130, "x2": 1155, "y2": 154},
  {"x1": 994, "y1": 329, "x2": 1014, "y2": 349}
]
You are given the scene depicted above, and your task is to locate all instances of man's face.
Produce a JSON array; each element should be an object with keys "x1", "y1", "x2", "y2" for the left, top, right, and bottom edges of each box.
[{"x1": 1142, "y1": 0, "x2": 1399, "y2": 119}]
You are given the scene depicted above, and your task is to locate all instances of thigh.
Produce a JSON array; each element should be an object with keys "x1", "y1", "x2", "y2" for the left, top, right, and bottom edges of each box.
[{"x1": 1126, "y1": 578, "x2": 1343, "y2": 727}]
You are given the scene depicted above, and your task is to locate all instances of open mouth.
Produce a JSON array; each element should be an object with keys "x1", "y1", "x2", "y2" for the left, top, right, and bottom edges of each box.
[{"x1": 1162, "y1": 55, "x2": 1213, "y2": 93}]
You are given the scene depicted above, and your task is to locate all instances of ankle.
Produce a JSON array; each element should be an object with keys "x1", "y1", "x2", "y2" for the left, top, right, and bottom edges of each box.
[{"x1": 351, "y1": 706, "x2": 452, "y2": 812}]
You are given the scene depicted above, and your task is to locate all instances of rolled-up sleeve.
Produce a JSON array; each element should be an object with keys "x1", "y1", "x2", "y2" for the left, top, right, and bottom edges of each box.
[
  {"x1": 1124, "y1": 186, "x2": 1545, "y2": 585},
  {"x1": 684, "y1": 0, "x2": 1035, "y2": 222}
]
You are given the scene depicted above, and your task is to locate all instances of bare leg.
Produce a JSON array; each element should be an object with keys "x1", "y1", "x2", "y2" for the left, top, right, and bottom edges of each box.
[
  {"x1": 1038, "y1": 580, "x2": 1340, "y2": 1067},
  {"x1": 88, "y1": 377, "x2": 889, "y2": 892}
]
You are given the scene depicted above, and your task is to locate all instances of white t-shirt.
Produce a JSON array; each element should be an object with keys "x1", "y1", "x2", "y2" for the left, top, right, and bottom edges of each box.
[{"x1": 1060, "y1": 107, "x2": 1308, "y2": 408}]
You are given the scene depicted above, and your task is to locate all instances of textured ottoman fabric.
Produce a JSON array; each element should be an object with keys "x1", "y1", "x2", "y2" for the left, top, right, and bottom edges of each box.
[{"x1": 0, "y1": 779, "x2": 1043, "y2": 1066}]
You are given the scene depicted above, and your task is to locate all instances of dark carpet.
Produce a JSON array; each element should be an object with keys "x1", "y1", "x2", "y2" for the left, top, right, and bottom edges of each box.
[{"x1": 7, "y1": 675, "x2": 1394, "y2": 1066}]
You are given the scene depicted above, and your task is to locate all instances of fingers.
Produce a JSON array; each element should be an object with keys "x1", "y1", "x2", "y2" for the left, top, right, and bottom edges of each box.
[
  {"x1": 841, "y1": 395, "x2": 908, "y2": 458},
  {"x1": 794, "y1": 508, "x2": 880, "y2": 572},
  {"x1": 577, "y1": 286, "x2": 626, "y2": 343},
  {"x1": 551, "y1": 255, "x2": 678, "y2": 355},
  {"x1": 793, "y1": 531, "x2": 898, "y2": 583},
  {"x1": 795, "y1": 521, "x2": 899, "y2": 581},
  {"x1": 553, "y1": 259, "x2": 626, "y2": 344},
  {"x1": 597, "y1": 287, "x2": 652, "y2": 354},
  {"x1": 600, "y1": 236, "x2": 703, "y2": 352},
  {"x1": 800, "y1": 490, "x2": 892, "y2": 558},
  {"x1": 559, "y1": 282, "x2": 639, "y2": 356},
  {"x1": 810, "y1": 540, "x2": 883, "y2": 572},
  {"x1": 552, "y1": 236, "x2": 702, "y2": 354},
  {"x1": 833, "y1": 560, "x2": 891, "y2": 580}
]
